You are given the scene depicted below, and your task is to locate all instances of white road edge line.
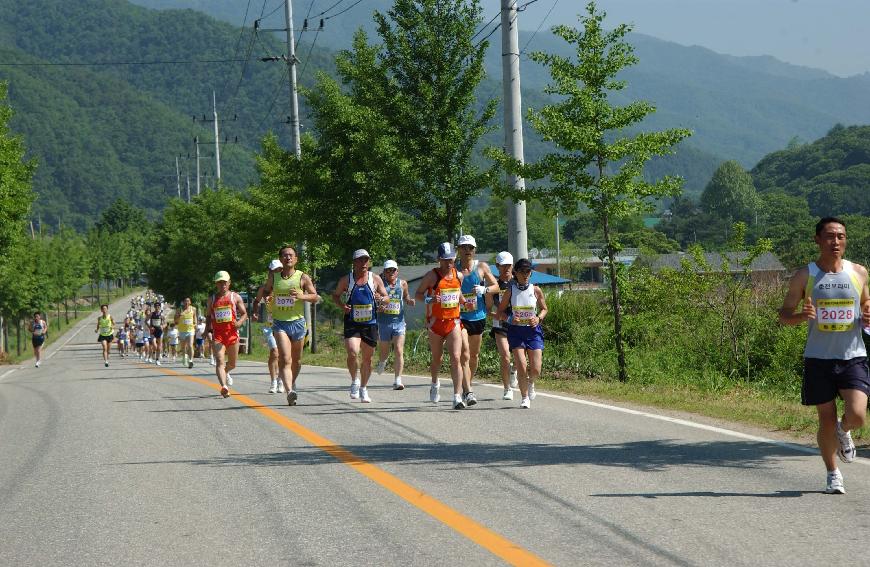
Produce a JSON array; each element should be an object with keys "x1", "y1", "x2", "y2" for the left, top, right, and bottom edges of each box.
[
  {"x1": 46, "y1": 312, "x2": 97, "y2": 360},
  {"x1": 0, "y1": 368, "x2": 18, "y2": 382},
  {"x1": 300, "y1": 363, "x2": 866, "y2": 464}
]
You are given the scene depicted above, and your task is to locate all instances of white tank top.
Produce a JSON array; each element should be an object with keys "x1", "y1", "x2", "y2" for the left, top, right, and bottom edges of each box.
[
  {"x1": 804, "y1": 260, "x2": 867, "y2": 360},
  {"x1": 509, "y1": 281, "x2": 538, "y2": 326}
]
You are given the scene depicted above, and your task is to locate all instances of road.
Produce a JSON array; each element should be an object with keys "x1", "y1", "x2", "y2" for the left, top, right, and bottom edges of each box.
[{"x1": 2, "y1": 298, "x2": 870, "y2": 566}]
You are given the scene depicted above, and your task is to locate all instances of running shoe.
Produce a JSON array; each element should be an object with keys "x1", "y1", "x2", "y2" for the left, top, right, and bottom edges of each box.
[
  {"x1": 837, "y1": 420, "x2": 856, "y2": 463},
  {"x1": 360, "y1": 388, "x2": 372, "y2": 403},
  {"x1": 464, "y1": 391, "x2": 478, "y2": 406},
  {"x1": 220, "y1": 386, "x2": 230, "y2": 398},
  {"x1": 226, "y1": 373, "x2": 233, "y2": 386},
  {"x1": 269, "y1": 380, "x2": 278, "y2": 394},
  {"x1": 393, "y1": 377, "x2": 404, "y2": 390},
  {"x1": 429, "y1": 381, "x2": 440, "y2": 403},
  {"x1": 35, "y1": 361, "x2": 40, "y2": 368},
  {"x1": 376, "y1": 360, "x2": 387, "y2": 375},
  {"x1": 105, "y1": 361, "x2": 109, "y2": 368},
  {"x1": 183, "y1": 354, "x2": 188, "y2": 367},
  {"x1": 350, "y1": 378, "x2": 361, "y2": 399},
  {"x1": 277, "y1": 381, "x2": 285, "y2": 393},
  {"x1": 287, "y1": 390, "x2": 298, "y2": 406},
  {"x1": 453, "y1": 395, "x2": 466, "y2": 410},
  {"x1": 502, "y1": 388, "x2": 513, "y2": 401},
  {"x1": 529, "y1": 383, "x2": 536, "y2": 400},
  {"x1": 156, "y1": 360, "x2": 161, "y2": 366},
  {"x1": 510, "y1": 368, "x2": 518, "y2": 389},
  {"x1": 188, "y1": 360, "x2": 194, "y2": 369},
  {"x1": 826, "y1": 469, "x2": 845, "y2": 494},
  {"x1": 520, "y1": 396, "x2": 530, "y2": 409}
]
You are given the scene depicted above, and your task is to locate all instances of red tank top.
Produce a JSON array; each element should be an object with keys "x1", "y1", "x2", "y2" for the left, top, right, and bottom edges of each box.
[
  {"x1": 210, "y1": 291, "x2": 238, "y2": 331},
  {"x1": 430, "y1": 268, "x2": 461, "y2": 321}
]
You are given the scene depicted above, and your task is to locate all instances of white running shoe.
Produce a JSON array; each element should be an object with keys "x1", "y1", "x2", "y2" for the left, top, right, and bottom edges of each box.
[
  {"x1": 429, "y1": 381, "x2": 440, "y2": 403},
  {"x1": 453, "y1": 394, "x2": 466, "y2": 410},
  {"x1": 287, "y1": 390, "x2": 298, "y2": 406},
  {"x1": 510, "y1": 368, "x2": 518, "y2": 389},
  {"x1": 502, "y1": 388, "x2": 513, "y2": 401},
  {"x1": 35, "y1": 361, "x2": 40, "y2": 368},
  {"x1": 277, "y1": 381, "x2": 285, "y2": 393},
  {"x1": 464, "y1": 391, "x2": 478, "y2": 406},
  {"x1": 105, "y1": 361, "x2": 109, "y2": 368},
  {"x1": 226, "y1": 373, "x2": 233, "y2": 386},
  {"x1": 529, "y1": 383, "x2": 536, "y2": 400},
  {"x1": 376, "y1": 360, "x2": 387, "y2": 375},
  {"x1": 360, "y1": 387, "x2": 372, "y2": 403},
  {"x1": 156, "y1": 360, "x2": 161, "y2": 366},
  {"x1": 837, "y1": 420, "x2": 856, "y2": 463},
  {"x1": 269, "y1": 380, "x2": 278, "y2": 394},
  {"x1": 826, "y1": 469, "x2": 845, "y2": 494},
  {"x1": 393, "y1": 377, "x2": 404, "y2": 390},
  {"x1": 210, "y1": 357, "x2": 216, "y2": 366},
  {"x1": 350, "y1": 378, "x2": 361, "y2": 399},
  {"x1": 520, "y1": 396, "x2": 530, "y2": 409}
]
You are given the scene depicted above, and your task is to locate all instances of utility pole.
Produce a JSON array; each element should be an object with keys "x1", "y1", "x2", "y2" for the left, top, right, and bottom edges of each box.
[
  {"x1": 501, "y1": 0, "x2": 528, "y2": 261},
  {"x1": 285, "y1": 0, "x2": 302, "y2": 157},
  {"x1": 213, "y1": 91, "x2": 221, "y2": 182},
  {"x1": 555, "y1": 212, "x2": 561, "y2": 278},
  {"x1": 175, "y1": 156, "x2": 181, "y2": 199},
  {"x1": 194, "y1": 136, "x2": 201, "y2": 196},
  {"x1": 186, "y1": 170, "x2": 191, "y2": 203}
]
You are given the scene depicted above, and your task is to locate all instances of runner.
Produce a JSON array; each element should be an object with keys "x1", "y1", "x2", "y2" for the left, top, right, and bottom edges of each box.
[
  {"x1": 778, "y1": 217, "x2": 870, "y2": 494},
  {"x1": 205, "y1": 271, "x2": 248, "y2": 398},
  {"x1": 262, "y1": 248, "x2": 319, "y2": 405},
  {"x1": 333, "y1": 249, "x2": 388, "y2": 404},
  {"x1": 195, "y1": 316, "x2": 206, "y2": 360},
  {"x1": 486, "y1": 251, "x2": 519, "y2": 400},
  {"x1": 30, "y1": 311, "x2": 48, "y2": 368},
  {"x1": 95, "y1": 304, "x2": 115, "y2": 367},
  {"x1": 141, "y1": 306, "x2": 153, "y2": 362},
  {"x1": 376, "y1": 260, "x2": 416, "y2": 390},
  {"x1": 117, "y1": 324, "x2": 129, "y2": 358},
  {"x1": 414, "y1": 242, "x2": 467, "y2": 409},
  {"x1": 457, "y1": 235, "x2": 497, "y2": 406},
  {"x1": 167, "y1": 323, "x2": 179, "y2": 362},
  {"x1": 174, "y1": 297, "x2": 197, "y2": 369},
  {"x1": 134, "y1": 325, "x2": 145, "y2": 359},
  {"x1": 253, "y1": 260, "x2": 283, "y2": 394},
  {"x1": 149, "y1": 303, "x2": 165, "y2": 366},
  {"x1": 496, "y1": 258, "x2": 548, "y2": 409}
]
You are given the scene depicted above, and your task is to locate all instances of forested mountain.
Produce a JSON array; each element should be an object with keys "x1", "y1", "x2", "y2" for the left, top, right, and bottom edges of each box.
[{"x1": 752, "y1": 124, "x2": 870, "y2": 216}]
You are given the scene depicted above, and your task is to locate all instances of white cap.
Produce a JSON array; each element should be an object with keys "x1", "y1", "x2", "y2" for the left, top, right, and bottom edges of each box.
[
  {"x1": 495, "y1": 251, "x2": 514, "y2": 266},
  {"x1": 268, "y1": 259, "x2": 282, "y2": 271},
  {"x1": 352, "y1": 249, "x2": 370, "y2": 260},
  {"x1": 457, "y1": 234, "x2": 477, "y2": 248},
  {"x1": 383, "y1": 259, "x2": 398, "y2": 270}
]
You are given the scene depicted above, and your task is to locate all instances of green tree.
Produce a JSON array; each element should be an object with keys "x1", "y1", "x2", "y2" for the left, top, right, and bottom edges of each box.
[
  {"x1": 0, "y1": 81, "x2": 36, "y2": 266},
  {"x1": 700, "y1": 160, "x2": 759, "y2": 223},
  {"x1": 489, "y1": 2, "x2": 691, "y2": 382}
]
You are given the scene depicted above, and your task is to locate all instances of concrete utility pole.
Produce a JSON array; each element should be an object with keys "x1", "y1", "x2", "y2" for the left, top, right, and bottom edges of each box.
[
  {"x1": 501, "y1": 0, "x2": 529, "y2": 261},
  {"x1": 194, "y1": 136, "x2": 201, "y2": 196},
  {"x1": 555, "y1": 212, "x2": 561, "y2": 277},
  {"x1": 175, "y1": 156, "x2": 181, "y2": 199},
  {"x1": 285, "y1": 0, "x2": 302, "y2": 157},
  {"x1": 213, "y1": 91, "x2": 221, "y2": 182}
]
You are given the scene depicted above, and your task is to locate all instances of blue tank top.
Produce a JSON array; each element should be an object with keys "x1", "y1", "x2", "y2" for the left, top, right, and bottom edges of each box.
[
  {"x1": 460, "y1": 260, "x2": 487, "y2": 322},
  {"x1": 346, "y1": 271, "x2": 377, "y2": 326},
  {"x1": 378, "y1": 279, "x2": 404, "y2": 323}
]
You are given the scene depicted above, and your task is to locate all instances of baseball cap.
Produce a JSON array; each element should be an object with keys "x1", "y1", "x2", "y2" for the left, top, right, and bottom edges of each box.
[
  {"x1": 495, "y1": 251, "x2": 514, "y2": 266},
  {"x1": 213, "y1": 270, "x2": 230, "y2": 282},
  {"x1": 457, "y1": 234, "x2": 477, "y2": 248},
  {"x1": 352, "y1": 249, "x2": 370, "y2": 260},
  {"x1": 268, "y1": 259, "x2": 282, "y2": 271},
  {"x1": 437, "y1": 242, "x2": 457, "y2": 260},
  {"x1": 383, "y1": 259, "x2": 398, "y2": 270}
]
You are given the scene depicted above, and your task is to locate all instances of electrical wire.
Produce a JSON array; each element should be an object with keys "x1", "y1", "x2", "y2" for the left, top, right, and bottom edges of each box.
[
  {"x1": 254, "y1": 66, "x2": 290, "y2": 133},
  {"x1": 0, "y1": 58, "x2": 249, "y2": 67},
  {"x1": 520, "y1": 0, "x2": 560, "y2": 55},
  {"x1": 324, "y1": 0, "x2": 364, "y2": 20}
]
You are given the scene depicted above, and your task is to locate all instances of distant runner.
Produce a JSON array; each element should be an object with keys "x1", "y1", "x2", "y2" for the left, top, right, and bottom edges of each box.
[
  {"x1": 414, "y1": 242, "x2": 466, "y2": 409},
  {"x1": 30, "y1": 311, "x2": 48, "y2": 368},
  {"x1": 496, "y1": 259, "x2": 548, "y2": 409},
  {"x1": 376, "y1": 260, "x2": 416, "y2": 390},
  {"x1": 779, "y1": 216, "x2": 870, "y2": 494},
  {"x1": 333, "y1": 249, "x2": 388, "y2": 404},
  {"x1": 95, "y1": 304, "x2": 115, "y2": 367},
  {"x1": 174, "y1": 297, "x2": 197, "y2": 369},
  {"x1": 457, "y1": 234, "x2": 497, "y2": 406},
  {"x1": 205, "y1": 271, "x2": 248, "y2": 398},
  {"x1": 253, "y1": 259, "x2": 283, "y2": 394},
  {"x1": 486, "y1": 251, "x2": 519, "y2": 400}
]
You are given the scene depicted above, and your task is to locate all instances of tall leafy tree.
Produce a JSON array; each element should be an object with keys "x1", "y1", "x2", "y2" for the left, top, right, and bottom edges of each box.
[
  {"x1": 0, "y1": 81, "x2": 35, "y2": 266},
  {"x1": 700, "y1": 160, "x2": 759, "y2": 223},
  {"x1": 334, "y1": 0, "x2": 496, "y2": 240},
  {"x1": 489, "y1": 2, "x2": 692, "y2": 382}
]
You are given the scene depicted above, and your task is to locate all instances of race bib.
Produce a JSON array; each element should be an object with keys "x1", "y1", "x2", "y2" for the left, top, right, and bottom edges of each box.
[
  {"x1": 183, "y1": 317, "x2": 193, "y2": 327},
  {"x1": 275, "y1": 294, "x2": 296, "y2": 308},
  {"x1": 513, "y1": 305, "x2": 536, "y2": 326},
  {"x1": 817, "y1": 298, "x2": 855, "y2": 332},
  {"x1": 384, "y1": 297, "x2": 401, "y2": 316},
  {"x1": 353, "y1": 304, "x2": 373, "y2": 322},
  {"x1": 461, "y1": 293, "x2": 478, "y2": 313},
  {"x1": 214, "y1": 305, "x2": 233, "y2": 324},
  {"x1": 440, "y1": 288, "x2": 461, "y2": 309}
]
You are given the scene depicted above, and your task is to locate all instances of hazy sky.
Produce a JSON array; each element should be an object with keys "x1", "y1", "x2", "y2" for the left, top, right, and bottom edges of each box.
[{"x1": 500, "y1": 0, "x2": 870, "y2": 77}]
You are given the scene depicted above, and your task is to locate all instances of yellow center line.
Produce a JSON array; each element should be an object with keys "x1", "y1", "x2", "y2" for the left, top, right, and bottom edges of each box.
[{"x1": 149, "y1": 364, "x2": 551, "y2": 566}]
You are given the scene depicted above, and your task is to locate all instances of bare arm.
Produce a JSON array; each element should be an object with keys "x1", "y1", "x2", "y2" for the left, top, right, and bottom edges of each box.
[
  {"x1": 496, "y1": 286, "x2": 512, "y2": 321},
  {"x1": 414, "y1": 271, "x2": 436, "y2": 302},
  {"x1": 778, "y1": 267, "x2": 814, "y2": 326},
  {"x1": 402, "y1": 280, "x2": 416, "y2": 306},
  {"x1": 299, "y1": 273, "x2": 318, "y2": 303},
  {"x1": 532, "y1": 286, "x2": 548, "y2": 327},
  {"x1": 856, "y1": 263, "x2": 870, "y2": 325},
  {"x1": 234, "y1": 293, "x2": 248, "y2": 329},
  {"x1": 332, "y1": 275, "x2": 351, "y2": 314}
]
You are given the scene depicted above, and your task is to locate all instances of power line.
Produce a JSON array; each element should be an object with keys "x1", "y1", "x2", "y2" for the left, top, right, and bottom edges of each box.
[
  {"x1": 254, "y1": 66, "x2": 290, "y2": 133},
  {"x1": 261, "y1": 0, "x2": 288, "y2": 23},
  {"x1": 520, "y1": 0, "x2": 560, "y2": 55},
  {"x1": 0, "y1": 58, "x2": 248, "y2": 67},
  {"x1": 324, "y1": 0, "x2": 364, "y2": 20}
]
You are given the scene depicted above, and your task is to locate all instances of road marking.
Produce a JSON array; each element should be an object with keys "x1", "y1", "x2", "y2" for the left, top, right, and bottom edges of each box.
[
  {"x1": 0, "y1": 368, "x2": 18, "y2": 382},
  {"x1": 46, "y1": 312, "x2": 97, "y2": 360},
  {"x1": 150, "y1": 365, "x2": 550, "y2": 566}
]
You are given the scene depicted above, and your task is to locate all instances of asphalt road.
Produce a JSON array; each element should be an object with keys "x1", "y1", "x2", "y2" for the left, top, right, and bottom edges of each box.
[{"x1": 2, "y1": 299, "x2": 870, "y2": 566}]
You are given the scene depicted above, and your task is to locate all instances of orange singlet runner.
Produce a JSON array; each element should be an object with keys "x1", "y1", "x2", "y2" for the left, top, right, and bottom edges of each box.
[{"x1": 428, "y1": 267, "x2": 462, "y2": 337}]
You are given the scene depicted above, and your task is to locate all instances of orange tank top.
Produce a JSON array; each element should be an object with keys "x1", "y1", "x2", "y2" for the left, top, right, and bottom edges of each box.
[
  {"x1": 430, "y1": 268, "x2": 461, "y2": 321},
  {"x1": 211, "y1": 291, "x2": 238, "y2": 331}
]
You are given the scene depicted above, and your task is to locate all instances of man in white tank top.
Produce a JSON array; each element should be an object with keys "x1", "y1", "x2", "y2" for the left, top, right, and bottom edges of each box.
[{"x1": 779, "y1": 216, "x2": 870, "y2": 494}]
